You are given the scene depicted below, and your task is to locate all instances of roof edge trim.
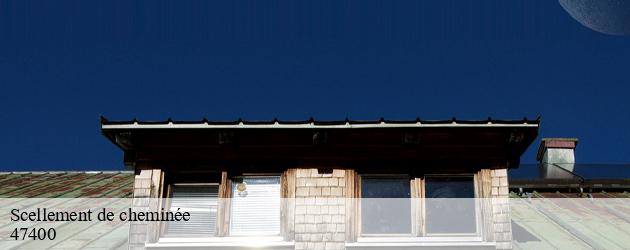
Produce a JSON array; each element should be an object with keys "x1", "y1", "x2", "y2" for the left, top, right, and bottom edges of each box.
[{"x1": 102, "y1": 123, "x2": 539, "y2": 130}]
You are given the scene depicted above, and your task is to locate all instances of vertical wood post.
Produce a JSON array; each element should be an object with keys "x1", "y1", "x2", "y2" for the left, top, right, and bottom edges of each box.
[{"x1": 216, "y1": 171, "x2": 232, "y2": 237}]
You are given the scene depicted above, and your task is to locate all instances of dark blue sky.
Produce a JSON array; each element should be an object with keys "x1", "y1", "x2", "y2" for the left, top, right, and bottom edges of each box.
[{"x1": 1, "y1": 1, "x2": 629, "y2": 171}]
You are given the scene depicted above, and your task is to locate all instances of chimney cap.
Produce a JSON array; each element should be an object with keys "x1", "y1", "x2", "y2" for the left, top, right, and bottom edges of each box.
[{"x1": 537, "y1": 138, "x2": 578, "y2": 161}]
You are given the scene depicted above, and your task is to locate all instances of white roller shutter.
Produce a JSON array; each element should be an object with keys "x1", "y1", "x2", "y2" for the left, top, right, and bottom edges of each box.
[
  {"x1": 230, "y1": 176, "x2": 281, "y2": 236},
  {"x1": 166, "y1": 184, "x2": 219, "y2": 236}
]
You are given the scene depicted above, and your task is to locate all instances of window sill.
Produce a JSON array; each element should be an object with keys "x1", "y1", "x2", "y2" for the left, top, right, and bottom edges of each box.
[
  {"x1": 347, "y1": 237, "x2": 495, "y2": 249},
  {"x1": 146, "y1": 237, "x2": 294, "y2": 249}
]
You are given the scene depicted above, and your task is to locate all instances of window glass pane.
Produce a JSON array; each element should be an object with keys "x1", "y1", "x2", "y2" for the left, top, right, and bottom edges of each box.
[
  {"x1": 425, "y1": 176, "x2": 476, "y2": 234},
  {"x1": 230, "y1": 176, "x2": 281, "y2": 236},
  {"x1": 361, "y1": 176, "x2": 411, "y2": 234},
  {"x1": 167, "y1": 184, "x2": 219, "y2": 236}
]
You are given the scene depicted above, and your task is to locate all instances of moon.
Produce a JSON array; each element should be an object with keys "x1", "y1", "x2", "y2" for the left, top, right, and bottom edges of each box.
[{"x1": 559, "y1": 0, "x2": 630, "y2": 35}]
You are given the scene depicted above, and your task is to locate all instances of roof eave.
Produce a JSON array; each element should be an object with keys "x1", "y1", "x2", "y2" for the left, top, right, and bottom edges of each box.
[{"x1": 101, "y1": 123, "x2": 539, "y2": 130}]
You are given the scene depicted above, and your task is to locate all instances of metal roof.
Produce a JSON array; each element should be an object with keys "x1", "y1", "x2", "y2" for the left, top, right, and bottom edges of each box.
[
  {"x1": 511, "y1": 191, "x2": 630, "y2": 250},
  {"x1": 0, "y1": 172, "x2": 134, "y2": 250},
  {"x1": 0, "y1": 171, "x2": 134, "y2": 198},
  {"x1": 509, "y1": 164, "x2": 630, "y2": 190},
  {"x1": 100, "y1": 116, "x2": 540, "y2": 129}
]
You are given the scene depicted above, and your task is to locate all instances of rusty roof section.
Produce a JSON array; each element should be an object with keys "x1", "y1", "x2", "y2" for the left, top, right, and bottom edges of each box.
[
  {"x1": 0, "y1": 172, "x2": 134, "y2": 249},
  {"x1": 0, "y1": 171, "x2": 134, "y2": 198}
]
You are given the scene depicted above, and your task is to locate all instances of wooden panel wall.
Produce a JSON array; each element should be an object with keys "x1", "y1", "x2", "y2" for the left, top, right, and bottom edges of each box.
[
  {"x1": 344, "y1": 169, "x2": 359, "y2": 242},
  {"x1": 281, "y1": 169, "x2": 296, "y2": 241},
  {"x1": 410, "y1": 177, "x2": 425, "y2": 236},
  {"x1": 216, "y1": 171, "x2": 232, "y2": 237},
  {"x1": 478, "y1": 169, "x2": 495, "y2": 242}
]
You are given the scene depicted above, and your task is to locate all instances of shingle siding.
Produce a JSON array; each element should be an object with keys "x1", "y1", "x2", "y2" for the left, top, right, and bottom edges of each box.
[
  {"x1": 294, "y1": 169, "x2": 347, "y2": 250},
  {"x1": 491, "y1": 169, "x2": 512, "y2": 250},
  {"x1": 129, "y1": 169, "x2": 163, "y2": 249}
]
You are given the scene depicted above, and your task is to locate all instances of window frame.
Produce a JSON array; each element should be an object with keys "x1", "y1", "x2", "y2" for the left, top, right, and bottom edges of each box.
[
  {"x1": 159, "y1": 171, "x2": 292, "y2": 242},
  {"x1": 355, "y1": 173, "x2": 482, "y2": 240},
  {"x1": 358, "y1": 174, "x2": 414, "y2": 237},
  {"x1": 160, "y1": 172, "x2": 225, "y2": 238},
  {"x1": 228, "y1": 174, "x2": 283, "y2": 237},
  {"x1": 422, "y1": 174, "x2": 482, "y2": 237},
  {"x1": 163, "y1": 183, "x2": 221, "y2": 237}
]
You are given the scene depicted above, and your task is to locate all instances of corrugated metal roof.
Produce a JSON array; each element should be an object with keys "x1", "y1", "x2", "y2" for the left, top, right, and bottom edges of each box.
[
  {"x1": 100, "y1": 116, "x2": 540, "y2": 129},
  {"x1": 0, "y1": 172, "x2": 134, "y2": 250},
  {"x1": 0, "y1": 171, "x2": 134, "y2": 198},
  {"x1": 511, "y1": 191, "x2": 630, "y2": 250}
]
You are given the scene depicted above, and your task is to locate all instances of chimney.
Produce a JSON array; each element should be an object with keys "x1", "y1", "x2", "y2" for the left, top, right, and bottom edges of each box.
[{"x1": 536, "y1": 138, "x2": 578, "y2": 178}]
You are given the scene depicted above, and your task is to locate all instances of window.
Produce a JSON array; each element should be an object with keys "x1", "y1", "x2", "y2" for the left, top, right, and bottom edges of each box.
[
  {"x1": 355, "y1": 174, "x2": 479, "y2": 240},
  {"x1": 166, "y1": 184, "x2": 219, "y2": 236},
  {"x1": 361, "y1": 176, "x2": 412, "y2": 235},
  {"x1": 230, "y1": 176, "x2": 281, "y2": 236},
  {"x1": 162, "y1": 174, "x2": 283, "y2": 239},
  {"x1": 425, "y1": 176, "x2": 477, "y2": 235}
]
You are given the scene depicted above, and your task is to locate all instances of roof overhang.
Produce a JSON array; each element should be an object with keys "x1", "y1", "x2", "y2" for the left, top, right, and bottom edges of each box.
[
  {"x1": 101, "y1": 117, "x2": 540, "y2": 171},
  {"x1": 101, "y1": 122, "x2": 538, "y2": 130}
]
